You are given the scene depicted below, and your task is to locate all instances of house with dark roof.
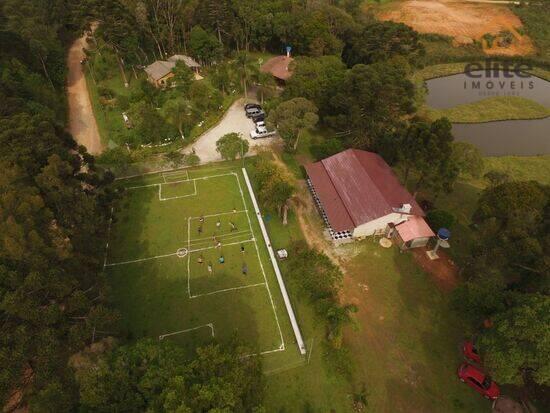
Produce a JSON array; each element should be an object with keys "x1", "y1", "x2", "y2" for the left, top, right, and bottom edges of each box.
[
  {"x1": 144, "y1": 55, "x2": 202, "y2": 87},
  {"x1": 305, "y1": 149, "x2": 434, "y2": 246}
]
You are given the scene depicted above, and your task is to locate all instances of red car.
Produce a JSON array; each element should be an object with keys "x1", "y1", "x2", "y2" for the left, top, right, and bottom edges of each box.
[
  {"x1": 458, "y1": 363, "x2": 500, "y2": 400},
  {"x1": 463, "y1": 340, "x2": 481, "y2": 364}
]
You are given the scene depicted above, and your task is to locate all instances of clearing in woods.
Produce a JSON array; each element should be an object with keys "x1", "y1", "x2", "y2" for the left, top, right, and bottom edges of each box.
[
  {"x1": 104, "y1": 164, "x2": 303, "y2": 369},
  {"x1": 374, "y1": 0, "x2": 535, "y2": 55}
]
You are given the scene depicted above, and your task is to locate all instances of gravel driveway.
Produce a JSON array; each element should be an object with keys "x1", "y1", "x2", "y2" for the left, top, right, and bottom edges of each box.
[{"x1": 186, "y1": 98, "x2": 277, "y2": 163}]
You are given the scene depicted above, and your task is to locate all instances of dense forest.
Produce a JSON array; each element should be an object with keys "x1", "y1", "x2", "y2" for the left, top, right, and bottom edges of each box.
[{"x1": 1, "y1": 0, "x2": 549, "y2": 411}]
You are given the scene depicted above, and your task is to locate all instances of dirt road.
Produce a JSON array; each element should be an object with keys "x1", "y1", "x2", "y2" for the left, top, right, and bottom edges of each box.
[
  {"x1": 186, "y1": 99, "x2": 277, "y2": 163},
  {"x1": 67, "y1": 31, "x2": 103, "y2": 155}
]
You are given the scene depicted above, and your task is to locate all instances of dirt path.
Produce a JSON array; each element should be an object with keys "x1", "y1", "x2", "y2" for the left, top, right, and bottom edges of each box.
[
  {"x1": 67, "y1": 30, "x2": 103, "y2": 155},
  {"x1": 271, "y1": 154, "x2": 346, "y2": 271}
]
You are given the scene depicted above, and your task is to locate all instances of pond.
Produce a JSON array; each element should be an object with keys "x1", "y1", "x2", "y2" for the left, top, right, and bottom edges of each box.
[
  {"x1": 452, "y1": 118, "x2": 550, "y2": 156},
  {"x1": 426, "y1": 71, "x2": 550, "y2": 109},
  {"x1": 425, "y1": 71, "x2": 550, "y2": 156}
]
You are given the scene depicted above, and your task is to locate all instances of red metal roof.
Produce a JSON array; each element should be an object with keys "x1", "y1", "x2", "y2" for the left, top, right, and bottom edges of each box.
[
  {"x1": 395, "y1": 215, "x2": 435, "y2": 242},
  {"x1": 305, "y1": 149, "x2": 424, "y2": 232}
]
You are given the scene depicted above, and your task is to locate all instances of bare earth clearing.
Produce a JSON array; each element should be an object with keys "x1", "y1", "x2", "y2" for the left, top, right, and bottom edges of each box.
[
  {"x1": 67, "y1": 30, "x2": 103, "y2": 154},
  {"x1": 376, "y1": 0, "x2": 534, "y2": 55}
]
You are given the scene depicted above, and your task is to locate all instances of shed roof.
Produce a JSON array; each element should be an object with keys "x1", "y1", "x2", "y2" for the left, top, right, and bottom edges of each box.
[
  {"x1": 260, "y1": 55, "x2": 294, "y2": 80},
  {"x1": 305, "y1": 149, "x2": 424, "y2": 232},
  {"x1": 395, "y1": 215, "x2": 435, "y2": 243},
  {"x1": 144, "y1": 60, "x2": 175, "y2": 81},
  {"x1": 167, "y1": 54, "x2": 201, "y2": 68}
]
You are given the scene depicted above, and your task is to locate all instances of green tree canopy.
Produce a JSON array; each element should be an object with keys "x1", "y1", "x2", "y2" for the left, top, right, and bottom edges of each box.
[
  {"x1": 267, "y1": 98, "x2": 319, "y2": 151},
  {"x1": 326, "y1": 60, "x2": 414, "y2": 146},
  {"x1": 216, "y1": 132, "x2": 249, "y2": 160},
  {"x1": 342, "y1": 21, "x2": 424, "y2": 67},
  {"x1": 283, "y1": 56, "x2": 347, "y2": 118},
  {"x1": 189, "y1": 25, "x2": 223, "y2": 65},
  {"x1": 480, "y1": 293, "x2": 550, "y2": 386},
  {"x1": 472, "y1": 180, "x2": 549, "y2": 289},
  {"x1": 253, "y1": 158, "x2": 295, "y2": 224},
  {"x1": 77, "y1": 339, "x2": 264, "y2": 412}
]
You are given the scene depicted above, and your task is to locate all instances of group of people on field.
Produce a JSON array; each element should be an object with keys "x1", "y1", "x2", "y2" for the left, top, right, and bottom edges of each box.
[{"x1": 195, "y1": 212, "x2": 247, "y2": 276}]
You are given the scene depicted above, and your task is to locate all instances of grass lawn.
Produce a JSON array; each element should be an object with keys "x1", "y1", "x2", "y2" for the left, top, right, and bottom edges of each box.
[
  {"x1": 340, "y1": 241, "x2": 489, "y2": 412},
  {"x1": 425, "y1": 96, "x2": 550, "y2": 123},
  {"x1": 105, "y1": 163, "x2": 305, "y2": 371},
  {"x1": 484, "y1": 155, "x2": 550, "y2": 184}
]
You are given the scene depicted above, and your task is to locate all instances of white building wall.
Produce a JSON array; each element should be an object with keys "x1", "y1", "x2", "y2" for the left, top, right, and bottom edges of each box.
[{"x1": 352, "y1": 213, "x2": 408, "y2": 238}]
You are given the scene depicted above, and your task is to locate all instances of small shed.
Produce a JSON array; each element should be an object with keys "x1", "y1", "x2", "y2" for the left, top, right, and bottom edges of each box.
[
  {"x1": 167, "y1": 54, "x2": 201, "y2": 72},
  {"x1": 260, "y1": 55, "x2": 294, "y2": 84},
  {"x1": 392, "y1": 216, "x2": 435, "y2": 250}
]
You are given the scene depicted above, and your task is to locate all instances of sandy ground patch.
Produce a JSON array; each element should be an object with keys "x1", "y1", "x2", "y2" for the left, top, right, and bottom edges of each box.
[
  {"x1": 376, "y1": 0, "x2": 534, "y2": 55},
  {"x1": 185, "y1": 99, "x2": 278, "y2": 163},
  {"x1": 67, "y1": 28, "x2": 103, "y2": 155}
]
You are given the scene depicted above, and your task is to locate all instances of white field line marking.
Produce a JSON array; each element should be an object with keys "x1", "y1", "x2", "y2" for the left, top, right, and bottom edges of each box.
[
  {"x1": 105, "y1": 239, "x2": 254, "y2": 268},
  {"x1": 188, "y1": 229, "x2": 251, "y2": 243},
  {"x1": 242, "y1": 342, "x2": 286, "y2": 359},
  {"x1": 103, "y1": 207, "x2": 114, "y2": 270},
  {"x1": 158, "y1": 323, "x2": 215, "y2": 340},
  {"x1": 189, "y1": 209, "x2": 247, "y2": 220},
  {"x1": 190, "y1": 282, "x2": 266, "y2": 299},
  {"x1": 235, "y1": 173, "x2": 286, "y2": 353},
  {"x1": 105, "y1": 251, "x2": 178, "y2": 267},
  {"x1": 163, "y1": 169, "x2": 189, "y2": 182},
  {"x1": 159, "y1": 179, "x2": 197, "y2": 201},
  {"x1": 188, "y1": 236, "x2": 253, "y2": 251},
  {"x1": 189, "y1": 238, "x2": 254, "y2": 254},
  {"x1": 125, "y1": 172, "x2": 236, "y2": 190},
  {"x1": 115, "y1": 165, "x2": 239, "y2": 182},
  {"x1": 242, "y1": 167, "x2": 306, "y2": 355},
  {"x1": 187, "y1": 217, "x2": 191, "y2": 298}
]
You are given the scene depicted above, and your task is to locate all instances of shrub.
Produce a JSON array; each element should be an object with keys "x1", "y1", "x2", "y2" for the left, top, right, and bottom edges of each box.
[
  {"x1": 426, "y1": 209, "x2": 456, "y2": 231},
  {"x1": 184, "y1": 153, "x2": 200, "y2": 166},
  {"x1": 116, "y1": 95, "x2": 130, "y2": 110},
  {"x1": 97, "y1": 86, "x2": 116, "y2": 99},
  {"x1": 310, "y1": 138, "x2": 344, "y2": 160}
]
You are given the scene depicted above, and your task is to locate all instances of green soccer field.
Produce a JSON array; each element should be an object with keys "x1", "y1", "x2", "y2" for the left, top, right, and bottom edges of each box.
[{"x1": 105, "y1": 164, "x2": 304, "y2": 368}]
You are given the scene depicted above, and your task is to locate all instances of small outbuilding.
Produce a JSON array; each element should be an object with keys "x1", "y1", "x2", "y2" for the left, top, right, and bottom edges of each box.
[
  {"x1": 305, "y1": 149, "x2": 434, "y2": 246},
  {"x1": 260, "y1": 55, "x2": 294, "y2": 85},
  {"x1": 167, "y1": 54, "x2": 201, "y2": 72},
  {"x1": 392, "y1": 215, "x2": 435, "y2": 250}
]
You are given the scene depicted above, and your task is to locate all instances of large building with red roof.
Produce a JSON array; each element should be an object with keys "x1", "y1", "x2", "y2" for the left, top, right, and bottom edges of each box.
[{"x1": 305, "y1": 149, "x2": 434, "y2": 246}]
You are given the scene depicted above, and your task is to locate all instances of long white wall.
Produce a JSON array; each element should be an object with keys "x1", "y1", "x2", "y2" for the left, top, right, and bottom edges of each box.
[
  {"x1": 241, "y1": 168, "x2": 307, "y2": 355},
  {"x1": 352, "y1": 213, "x2": 408, "y2": 238}
]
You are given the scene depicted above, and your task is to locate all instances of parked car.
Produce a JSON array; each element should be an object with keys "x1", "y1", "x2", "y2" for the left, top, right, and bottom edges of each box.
[
  {"x1": 245, "y1": 106, "x2": 263, "y2": 118},
  {"x1": 463, "y1": 339, "x2": 481, "y2": 364},
  {"x1": 250, "y1": 124, "x2": 276, "y2": 139},
  {"x1": 251, "y1": 111, "x2": 265, "y2": 122},
  {"x1": 244, "y1": 103, "x2": 261, "y2": 111},
  {"x1": 458, "y1": 363, "x2": 500, "y2": 400}
]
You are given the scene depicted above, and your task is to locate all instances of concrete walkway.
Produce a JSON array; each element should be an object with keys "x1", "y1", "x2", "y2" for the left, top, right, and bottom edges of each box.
[{"x1": 186, "y1": 98, "x2": 277, "y2": 163}]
